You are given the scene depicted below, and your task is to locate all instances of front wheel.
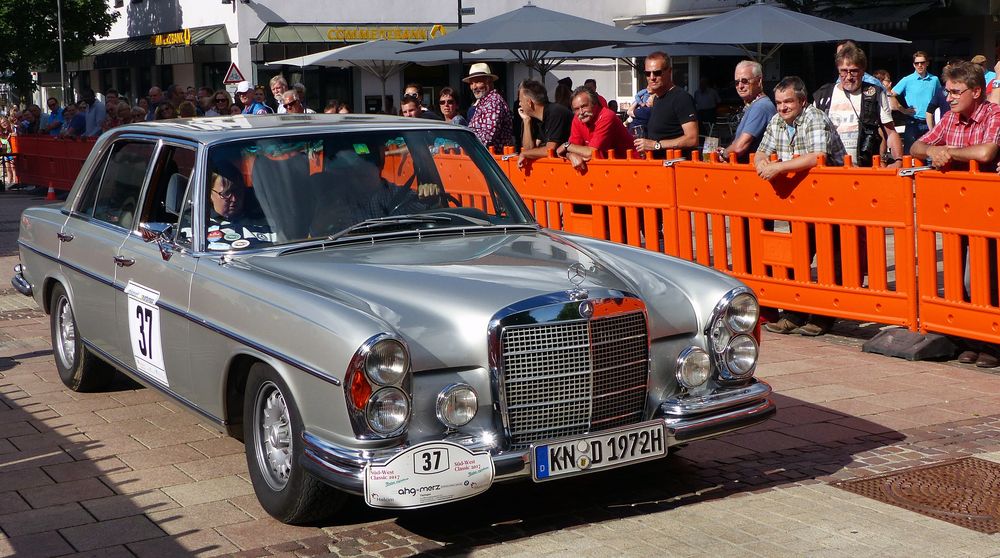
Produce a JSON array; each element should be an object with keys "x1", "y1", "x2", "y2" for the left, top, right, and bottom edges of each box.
[
  {"x1": 243, "y1": 363, "x2": 345, "y2": 524},
  {"x1": 49, "y1": 283, "x2": 115, "y2": 391}
]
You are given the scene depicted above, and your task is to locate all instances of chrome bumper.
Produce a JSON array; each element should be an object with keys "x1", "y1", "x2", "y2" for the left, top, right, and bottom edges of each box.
[
  {"x1": 301, "y1": 379, "x2": 774, "y2": 495},
  {"x1": 11, "y1": 264, "x2": 32, "y2": 297}
]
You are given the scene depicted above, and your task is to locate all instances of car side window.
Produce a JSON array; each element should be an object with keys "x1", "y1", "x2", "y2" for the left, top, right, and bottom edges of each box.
[
  {"x1": 81, "y1": 141, "x2": 155, "y2": 228},
  {"x1": 138, "y1": 144, "x2": 196, "y2": 245}
]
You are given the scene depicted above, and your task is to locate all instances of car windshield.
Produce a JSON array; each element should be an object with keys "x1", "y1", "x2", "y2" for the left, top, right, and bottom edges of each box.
[{"x1": 202, "y1": 128, "x2": 532, "y2": 251}]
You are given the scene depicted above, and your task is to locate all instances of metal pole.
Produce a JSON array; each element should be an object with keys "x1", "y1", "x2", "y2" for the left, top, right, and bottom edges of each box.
[
  {"x1": 457, "y1": 0, "x2": 464, "y2": 86},
  {"x1": 57, "y1": 0, "x2": 67, "y2": 103}
]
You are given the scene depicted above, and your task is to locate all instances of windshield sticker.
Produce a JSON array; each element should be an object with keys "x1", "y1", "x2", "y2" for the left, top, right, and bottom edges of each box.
[
  {"x1": 124, "y1": 281, "x2": 168, "y2": 386},
  {"x1": 364, "y1": 441, "x2": 494, "y2": 509},
  {"x1": 230, "y1": 239, "x2": 250, "y2": 249},
  {"x1": 353, "y1": 143, "x2": 370, "y2": 155}
]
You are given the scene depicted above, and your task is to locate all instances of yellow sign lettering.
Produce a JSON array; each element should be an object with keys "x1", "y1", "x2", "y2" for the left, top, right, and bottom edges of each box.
[
  {"x1": 151, "y1": 28, "x2": 191, "y2": 47},
  {"x1": 325, "y1": 25, "x2": 445, "y2": 43}
]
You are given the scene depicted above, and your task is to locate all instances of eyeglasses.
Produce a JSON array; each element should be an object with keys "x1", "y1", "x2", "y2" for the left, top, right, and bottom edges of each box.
[
  {"x1": 944, "y1": 87, "x2": 969, "y2": 98},
  {"x1": 838, "y1": 68, "x2": 862, "y2": 77},
  {"x1": 215, "y1": 98, "x2": 227, "y2": 103},
  {"x1": 733, "y1": 77, "x2": 757, "y2": 86},
  {"x1": 913, "y1": 60, "x2": 928, "y2": 66},
  {"x1": 439, "y1": 99, "x2": 456, "y2": 105},
  {"x1": 282, "y1": 100, "x2": 300, "y2": 108},
  {"x1": 644, "y1": 70, "x2": 665, "y2": 77},
  {"x1": 211, "y1": 189, "x2": 238, "y2": 200}
]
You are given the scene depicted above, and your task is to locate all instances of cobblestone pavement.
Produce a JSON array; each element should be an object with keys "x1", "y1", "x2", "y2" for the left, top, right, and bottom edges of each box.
[{"x1": 3, "y1": 189, "x2": 1000, "y2": 557}]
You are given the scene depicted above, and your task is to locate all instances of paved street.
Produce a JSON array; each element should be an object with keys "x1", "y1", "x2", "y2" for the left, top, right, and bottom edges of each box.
[{"x1": 2, "y1": 189, "x2": 1000, "y2": 557}]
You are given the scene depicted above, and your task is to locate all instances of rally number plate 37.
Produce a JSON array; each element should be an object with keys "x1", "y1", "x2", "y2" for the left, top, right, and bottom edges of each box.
[{"x1": 531, "y1": 421, "x2": 666, "y2": 481}]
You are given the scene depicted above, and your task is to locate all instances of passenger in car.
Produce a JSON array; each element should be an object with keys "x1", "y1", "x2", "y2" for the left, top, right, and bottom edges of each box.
[{"x1": 205, "y1": 173, "x2": 275, "y2": 250}]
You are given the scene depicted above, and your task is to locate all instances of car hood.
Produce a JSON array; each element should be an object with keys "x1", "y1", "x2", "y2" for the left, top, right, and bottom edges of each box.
[{"x1": 242, "y1": 231, "x2": 699, "y2": 366}]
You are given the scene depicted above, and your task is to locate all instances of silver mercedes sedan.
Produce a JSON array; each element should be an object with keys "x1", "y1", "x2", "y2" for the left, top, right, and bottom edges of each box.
[{"x1": 12, "y1": 115, "x2": 774, "y2": 524}]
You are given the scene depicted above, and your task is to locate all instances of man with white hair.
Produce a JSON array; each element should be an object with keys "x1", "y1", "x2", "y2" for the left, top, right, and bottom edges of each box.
[
  {"x1": 722, "y1": 60, "x2": 775, "y2": 162},
  {"x1": 464, "y1": 63, "x2": 513, "y2": 150},
  {"x1": 270, "y1": 74, "x2": 289, "y2": 114}
]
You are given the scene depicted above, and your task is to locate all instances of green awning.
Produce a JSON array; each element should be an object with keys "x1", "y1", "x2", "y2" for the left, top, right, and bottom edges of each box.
[
  {"x1": 82, "y1": 25, "x2": 230, "y2": 56},
  {"x1": 256, "y1": 24, "x2": 456, "y2": 44}
]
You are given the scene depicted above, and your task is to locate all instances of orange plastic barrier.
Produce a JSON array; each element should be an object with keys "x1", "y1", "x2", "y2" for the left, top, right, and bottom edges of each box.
[
  {"x1": 500, "y1": 149, "x2": 681, "y2": 254},
  {"x1": 914, "y1": 163, "x2": 1000, "y2": 343},
  {"x1": 671, "y1": 153, "x2": 917, "y2": 328},
  {"x1": 10, "y1": 135, "x2": 96, "y2": 190}
]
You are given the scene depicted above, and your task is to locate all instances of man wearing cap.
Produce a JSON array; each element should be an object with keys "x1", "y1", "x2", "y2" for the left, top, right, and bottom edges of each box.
[
  {"x1": 237, "y1": 82, "x2": 271, "y2": 115},
  {"x1": 464, "y1": 63, "x2": 514, "y2": 150}
]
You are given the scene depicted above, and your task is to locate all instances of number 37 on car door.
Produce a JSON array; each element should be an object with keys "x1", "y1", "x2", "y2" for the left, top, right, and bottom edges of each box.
[{"x1": 124, "y1": 281, "x2": 168, "y2": 386}]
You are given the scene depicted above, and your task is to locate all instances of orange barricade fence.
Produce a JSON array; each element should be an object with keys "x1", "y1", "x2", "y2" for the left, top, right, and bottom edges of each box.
[
  {"x1": 499, "y1": 149, "x2": 681, "y2": 254},
  {"x1": 10, "y1": 135, "x2": 96, "y2": 191},
  {"x1": 914, "y1": 163, "x2": 1000, "y2": 344},
  {"x1": 671, "y1": 153, "x2": 918, "y2": 329}
]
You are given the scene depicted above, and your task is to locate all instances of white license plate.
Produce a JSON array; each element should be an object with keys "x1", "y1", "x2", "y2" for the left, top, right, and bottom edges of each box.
[{"x1": 531, "y1": 422, "x2": 666, "y2": 481}]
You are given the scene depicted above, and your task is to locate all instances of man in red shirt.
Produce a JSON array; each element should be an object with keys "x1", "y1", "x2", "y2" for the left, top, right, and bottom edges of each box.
[
  {"x1": 555, "y1": 87, "x2": 635, "y2": 171},
  {"x1": 911, "y1": 60, "x2": 1000, "y2": 171}
]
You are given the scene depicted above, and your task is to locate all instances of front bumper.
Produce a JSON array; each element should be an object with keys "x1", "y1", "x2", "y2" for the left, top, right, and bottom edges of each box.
[
  {"x1": 301, "y1": 379, "x2": 774, "y2": 496},
  {"x1": 11, "y1": 264, "x2": 32, "y2": 297}
]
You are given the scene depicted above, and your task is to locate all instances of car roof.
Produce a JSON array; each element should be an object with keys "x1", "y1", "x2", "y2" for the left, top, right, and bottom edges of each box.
[{"x1": 110, "y1": 114, "x2": 465, "y2": 145}]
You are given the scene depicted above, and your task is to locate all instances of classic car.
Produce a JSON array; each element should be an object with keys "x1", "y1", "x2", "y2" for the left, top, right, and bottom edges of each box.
[{"x1": 12, "y1": 114, "x2": 774, "y2": 523}]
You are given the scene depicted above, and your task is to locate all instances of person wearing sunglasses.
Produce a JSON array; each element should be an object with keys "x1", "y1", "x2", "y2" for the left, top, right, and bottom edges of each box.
[
  {"x1": 280, "y1": 90, "x2": 315, "y2": 114},
  {"x1": 205, "y1": 90, "x2": 231, "y2": 117},
  {"x1": 891, "y1": 51, "x2": 943, "y2": 153},
  {"x1": 438, "y1": 87, "x2": 466, "y2": 126},
  {"x1": 722, "y1": 60, "x2": 775, "y2": 163},
  {"x1": 633, "y1": 51, "x2": 698, "y2": 158}
]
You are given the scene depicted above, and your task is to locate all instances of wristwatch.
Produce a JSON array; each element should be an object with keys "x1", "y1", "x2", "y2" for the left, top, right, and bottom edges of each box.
[
  {"x1": 653, "y1": 141, "x2": 662, "y2": 150},
  {"x1": 561, "y1": 141, "x2": 570, "y2": 154}
]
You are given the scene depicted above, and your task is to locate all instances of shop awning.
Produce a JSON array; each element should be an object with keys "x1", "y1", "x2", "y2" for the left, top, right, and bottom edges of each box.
[
  {"x1": 834, "y1": 1, "x2": 935, "y2": 32},
  {"x1": 256, "y1": 23, "x2": 455, "y2": 44},
  {"x1": 81, "y1": 25, "x2": 231, "y2": 56}
]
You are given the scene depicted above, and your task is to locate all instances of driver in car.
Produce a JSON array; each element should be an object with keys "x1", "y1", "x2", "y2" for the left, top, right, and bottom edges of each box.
[{"x1": 206, "y1": 173, "x2": 276, "y2": 250}]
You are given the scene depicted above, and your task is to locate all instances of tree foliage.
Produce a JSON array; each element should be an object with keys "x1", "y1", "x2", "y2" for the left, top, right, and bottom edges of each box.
[{"x1": 0, "y1": 0, "x2": 118, "y2": 101}]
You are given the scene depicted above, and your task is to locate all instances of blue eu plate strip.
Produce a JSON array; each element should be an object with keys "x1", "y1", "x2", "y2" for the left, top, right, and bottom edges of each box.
[{"x1": 534, "y1": 445, "x2": 549, "y2": 479}]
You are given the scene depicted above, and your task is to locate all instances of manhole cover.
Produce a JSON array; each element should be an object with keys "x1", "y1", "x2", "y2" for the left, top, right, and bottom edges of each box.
[{"x1": 834, "y1": 457, "x2": 1000, "y2": 533}]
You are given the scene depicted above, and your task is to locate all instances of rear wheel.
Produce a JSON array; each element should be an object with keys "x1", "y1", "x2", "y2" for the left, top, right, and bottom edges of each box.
[
  {"x1": 49, "y1": 283, "x2": 115, "y2": 392},
  {"x1": 243, "y1": 362, "x2": 345, "y2": 524}
]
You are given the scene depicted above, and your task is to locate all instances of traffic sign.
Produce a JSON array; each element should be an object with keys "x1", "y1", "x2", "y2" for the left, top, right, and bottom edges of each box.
[{"x1": 222, "y1": 63, "x2": 246, "y2": 85}]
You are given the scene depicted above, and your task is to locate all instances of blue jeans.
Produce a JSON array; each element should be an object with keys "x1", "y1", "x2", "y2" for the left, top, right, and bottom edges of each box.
[{"x1": 903, "y1": 120, "x2": 929, "y2": 155}]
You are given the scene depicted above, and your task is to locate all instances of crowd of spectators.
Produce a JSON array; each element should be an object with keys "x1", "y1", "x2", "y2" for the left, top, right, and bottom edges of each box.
[{"x1": 0, "y1": 75, "x2": 353, "y2": 140}]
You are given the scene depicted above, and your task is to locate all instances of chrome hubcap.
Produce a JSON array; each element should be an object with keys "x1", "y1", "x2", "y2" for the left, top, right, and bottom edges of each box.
[
  {"x1": 55, "y1": 297, "x2": 76, "y2": 369},
  {"x1": 254, "y1": 381, "x2": 292, "y2": 491}
]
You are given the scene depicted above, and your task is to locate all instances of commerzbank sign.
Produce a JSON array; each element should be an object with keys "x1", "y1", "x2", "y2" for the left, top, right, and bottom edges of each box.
[{"x1": 327, "y1": 24, "x2": 450, "y2": 42}]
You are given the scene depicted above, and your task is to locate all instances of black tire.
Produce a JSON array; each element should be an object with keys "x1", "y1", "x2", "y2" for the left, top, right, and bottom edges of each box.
[
  {"x1": 49, "y1": 283, "x2": 115, "y2": 392},
  {"x1": 243, "y1": 362, "x2": 345, "y2": 524}
]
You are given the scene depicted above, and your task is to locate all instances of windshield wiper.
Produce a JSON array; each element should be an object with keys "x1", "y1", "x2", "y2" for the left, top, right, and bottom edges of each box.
[{"x1": 326, "y1": 215, "x2": 451, "y2": 242}]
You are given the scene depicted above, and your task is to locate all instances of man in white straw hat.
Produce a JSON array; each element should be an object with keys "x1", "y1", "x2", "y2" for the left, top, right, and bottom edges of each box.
[{"x1": 463, "y1": 63, "x2": 513, "y2": 150}]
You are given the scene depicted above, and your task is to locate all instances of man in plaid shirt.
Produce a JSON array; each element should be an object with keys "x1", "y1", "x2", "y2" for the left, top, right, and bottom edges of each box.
[
  {"x1": 754, "y1": 76, "x2": 846, "y2": 180},
  {"x1": 911, "y1": 60, "x2": 1000, "y2": 171}
]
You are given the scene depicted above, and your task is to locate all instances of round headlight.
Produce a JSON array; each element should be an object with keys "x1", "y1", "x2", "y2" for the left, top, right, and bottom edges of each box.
[
  {"x1": 725, "y1": 293, "x2": 759, "y2": 333},
  {"x1": 364, "y1": 339, "x2": 409, "y2": 386},
  {"x1": 436, "y1": 384, "x2": 478, "y2": 428},
  {"x1": 676, "y1": 347, "x2": 711, "y2": 389},
  {"x1": 726, "y1": 335, "x2": 758, "y2": 376},
  {"x1": 366, "y1": 388, "x2": 409, "y2": 434}
]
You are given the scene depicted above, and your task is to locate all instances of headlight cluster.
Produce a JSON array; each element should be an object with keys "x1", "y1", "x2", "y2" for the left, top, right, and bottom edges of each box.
[
  {"x1": 710, "y1": 288, "x2": 760, "y2": 381},
  {"x1": 346, "y1": 335, "x2": 411, "y2": 437}
]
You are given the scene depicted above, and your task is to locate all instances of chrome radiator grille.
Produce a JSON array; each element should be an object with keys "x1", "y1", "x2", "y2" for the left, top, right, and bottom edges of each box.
[{"x1": 500, "y1": 311, "x2": 649, "y2": 449}]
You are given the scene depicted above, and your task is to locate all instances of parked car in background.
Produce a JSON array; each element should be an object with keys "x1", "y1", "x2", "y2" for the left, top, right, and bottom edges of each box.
[{"x1": 12, "y1": 115, "x2": 774, "y2": 523}]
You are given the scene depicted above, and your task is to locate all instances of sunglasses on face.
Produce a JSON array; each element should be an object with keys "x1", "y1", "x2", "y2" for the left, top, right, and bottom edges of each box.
[
  {"x1": 914, "y1": 60, "x2": 928, "y2": 66},
  {"x1": 439, "y1": 99, "x2": 456, "y2": 105},
  {"x1": 215, "y1": 98, "x2": 227, "y2": 103},
  {"x1": 734, "y1": 77, "x2": 757, "y2": 86},
  {"x1": 282, "y1": 100, "x2": 300, "y2": 108},
  {"x1": 644, "y1": 70, "x2": 664, "y2": 77}
]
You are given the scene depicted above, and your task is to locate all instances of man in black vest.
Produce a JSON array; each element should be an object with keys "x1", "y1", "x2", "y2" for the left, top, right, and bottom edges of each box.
[{"x1": 813, "y1": 45, "x2": 902, "y2": 168}]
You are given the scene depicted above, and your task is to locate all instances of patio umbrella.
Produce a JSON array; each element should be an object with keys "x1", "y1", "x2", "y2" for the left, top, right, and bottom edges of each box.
[
  {"x1": 658, "y1": 2, "x2": 908, "y2": 61},
  {"x1": 563, "y1": 43, "x2": 744, "y2": 70},
  {"x1": 401, "y1": 3, "x2": 653, "y2": 76},
  {"x1": 267, "y1": 40, "x2": 485, "y2": 112}
]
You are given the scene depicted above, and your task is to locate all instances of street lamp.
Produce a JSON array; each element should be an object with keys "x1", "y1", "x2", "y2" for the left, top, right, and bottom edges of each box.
[{"x1": 57, "y1": 0, "x2": 67, "y2": 104}]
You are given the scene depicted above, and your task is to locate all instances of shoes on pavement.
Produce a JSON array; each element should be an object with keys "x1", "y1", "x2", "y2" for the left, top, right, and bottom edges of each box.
[
  {"x1": 793, "y1": 322, "x2": 827, "y2": 337},
  {"x1": 976, "y1": 353, "x2": 999, "y2": 368},
  {"x1": 958, "y1": 350, "x2": 980, "y2": 364},
  {"x1": 763, "y1": 318, "x2": 801, "y2": 334}
]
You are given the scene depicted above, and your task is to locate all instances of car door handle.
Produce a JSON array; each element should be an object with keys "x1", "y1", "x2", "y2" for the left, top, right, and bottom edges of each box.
[
  {"x1": 113, "y1": 256, "x2": 135, "y2": 267},
  {"x1": 57, "y1": 232, "x2": 74, "y2": 242}
]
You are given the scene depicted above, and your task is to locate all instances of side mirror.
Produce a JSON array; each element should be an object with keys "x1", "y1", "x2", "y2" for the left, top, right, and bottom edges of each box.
[{"x1": 138, "y1": 222, "x2": 176, "y2": 261}]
